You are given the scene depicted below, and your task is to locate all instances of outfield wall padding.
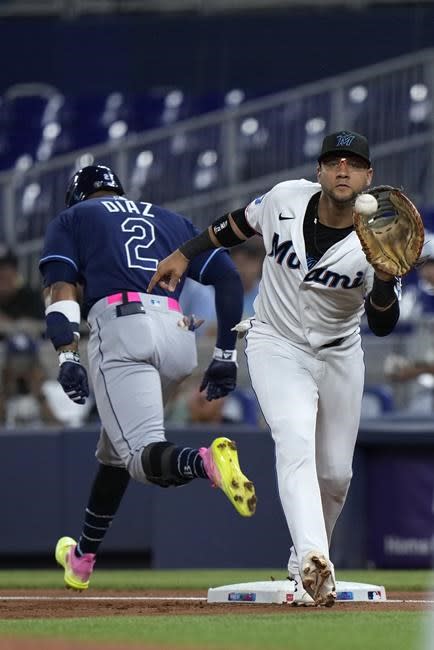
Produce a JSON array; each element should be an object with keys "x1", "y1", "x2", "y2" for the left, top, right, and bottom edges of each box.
[{"x1": 3, "y1": 420, "x2": 434, "y2": 568}]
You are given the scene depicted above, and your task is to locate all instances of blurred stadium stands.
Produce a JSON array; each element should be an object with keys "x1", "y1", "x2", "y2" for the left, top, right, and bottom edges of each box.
[
  {"x1": 0, "y1": 49, "x2": 432, "y2": 236},
  {"x1": 0, "y1": 48, "x2": 432, "y2": 413}
]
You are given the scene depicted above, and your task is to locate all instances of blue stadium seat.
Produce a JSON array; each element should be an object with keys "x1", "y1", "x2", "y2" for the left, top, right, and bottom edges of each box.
[
  {"x1": 235, "y1": 113, "x2": 273, "y2": 181},
  {"x1": 352, "y1": 80, "x2": 409, "y2": 143},
  {"x1": 54, "y1": 92, "x2": 134, "y2": 150},
  {"x1": 362, "y1": 384, "x2": 395, "y2": 417},
  {"x1": 224, "y1": 388, "x2": 261, "y2": 426},
  {"x1": 0, "y1": 93, "x2": 51, "y2": 169},
  {"x1": 421, "y1": 205, "x2": 434, "y2": 233},
  {"x1": 0, "y1": 86, "x2": 300, "y2": 173},
  {"x1": 14, "y1": 180, "x2": 54, "y2": 242},
  {"x1": 406, "y1": 83, "x2": 432, "y2": 135},
  {"x1": 191, "y1": 149, "x2": 221, "y2": 192},
  {"x1": 197, "y1": 88, "x2": 253, "y2": 114},
  {"x1": 235, "y1": 92, "x2": 330, "y2": 182},
  {"x1": 133, "y1": 88, "x2": 195, "y2": 132},
  {"x1": 127, "y1": 146, "x2": 165, "y2": 204},
  {"x1": 1, "y1": 94, "x2": 48, "y2": 131}
]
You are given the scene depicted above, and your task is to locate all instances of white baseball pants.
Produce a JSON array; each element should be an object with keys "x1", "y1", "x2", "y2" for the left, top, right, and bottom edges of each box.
[{"x1": 245, "y1": 319, "x2": 364, "y2": 573}]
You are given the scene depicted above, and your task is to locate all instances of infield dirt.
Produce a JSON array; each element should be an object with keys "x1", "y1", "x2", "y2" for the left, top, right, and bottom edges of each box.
[{"x1": 0, "y1": 589, "x2": 431, "y2": 619}]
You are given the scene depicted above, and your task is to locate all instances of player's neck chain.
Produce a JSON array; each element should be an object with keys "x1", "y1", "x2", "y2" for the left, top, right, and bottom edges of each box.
[{"x1": 313, "y1": 215, "x2": 324, "y2": 257}]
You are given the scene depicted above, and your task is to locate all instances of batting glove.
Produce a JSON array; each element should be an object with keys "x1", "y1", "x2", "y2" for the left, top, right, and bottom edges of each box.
[
  {"x1": 200, "y1": 348, "x2": 237, "y2": 401},
  {"x1": 58, "y1": 351, "x2": 90, "y2": 405}
]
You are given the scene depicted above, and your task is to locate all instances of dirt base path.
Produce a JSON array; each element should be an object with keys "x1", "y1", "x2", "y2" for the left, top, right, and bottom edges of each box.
[
  {"x1": 0, "y1": 589, "x2": 431, "y2": 620},
  {"x1": 0, "y1": 591, "x2": 431, "y2": 650}
]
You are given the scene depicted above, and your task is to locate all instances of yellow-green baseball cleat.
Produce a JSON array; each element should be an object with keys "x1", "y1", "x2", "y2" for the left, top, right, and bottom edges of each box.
[
  {"x1": 199, "y1": 437, "x2": 257, "y2": 517},
  {"x1": 55, "y1": 536, "x2": 96, "y2": 591}
]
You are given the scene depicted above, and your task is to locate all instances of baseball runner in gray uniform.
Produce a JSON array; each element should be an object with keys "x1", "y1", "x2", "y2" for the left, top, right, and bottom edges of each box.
[
  {"x1": 148, "y1": 131, "x2": 401, "y2": 607},
  {"x1": 39, "y1": 165, "x2": 256, "y2": 590}
]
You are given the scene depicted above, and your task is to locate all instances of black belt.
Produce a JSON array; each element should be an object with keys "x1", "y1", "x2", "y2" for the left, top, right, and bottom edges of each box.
[
  {"x1": 320, "y1": 336, "x2": 346, "y2": 350},
  {"x1": 116, "y1": 292, "x2": 146, "y2": 318}
]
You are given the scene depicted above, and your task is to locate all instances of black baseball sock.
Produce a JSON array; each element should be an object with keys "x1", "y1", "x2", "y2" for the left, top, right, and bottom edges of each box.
[
  {"x1": 173, "y1": 446, "x2": 207, "y2": 480},
  {"x1": 75, "y1": 464, "x2": 130, "y2": 557},
  {"x1": 141, "y1": 442, "x2": 208, "y2": 486}
]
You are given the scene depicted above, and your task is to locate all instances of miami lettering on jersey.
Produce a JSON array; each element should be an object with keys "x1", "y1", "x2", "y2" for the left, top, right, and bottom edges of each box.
[
  {"x1": 268, "y1": 233, "x2": 300, "y2": 269},
  {"x1": 268, "y1": 232, "x2": 364, "y2": 290},
  {"x1": 304, "y1": 267, "x2": 364, "y2": 290}
]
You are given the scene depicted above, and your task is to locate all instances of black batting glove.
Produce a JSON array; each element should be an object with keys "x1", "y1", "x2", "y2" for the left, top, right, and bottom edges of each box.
[
  {"x1": 58, "y1": 351, "x2": 90, "y2": 405},
  {"x1": 200, "y1": 348, "x2": 237, "y2": 401}
]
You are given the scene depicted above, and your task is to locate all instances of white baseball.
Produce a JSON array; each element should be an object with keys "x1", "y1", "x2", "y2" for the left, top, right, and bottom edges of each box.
[{"x1": 354, "y1": 194, "x2": 378, "y2": 216}]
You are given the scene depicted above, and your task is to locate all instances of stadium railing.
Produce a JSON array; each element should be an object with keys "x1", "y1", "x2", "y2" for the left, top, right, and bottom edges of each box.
[{"x1": 0, "y1": 47, "x2": 432, "y2": 260}]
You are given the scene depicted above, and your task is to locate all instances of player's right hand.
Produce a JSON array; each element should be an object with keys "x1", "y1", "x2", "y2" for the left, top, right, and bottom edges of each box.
[
  {"x1": 58, "y1": 361, "x2": 90, "y2": 404},
  {"x1": 200, "y1": 359, "x2": 237, "y2": 401},
  {"x1": 147, "y1": 249, "x2": 189, "y2": 293}
]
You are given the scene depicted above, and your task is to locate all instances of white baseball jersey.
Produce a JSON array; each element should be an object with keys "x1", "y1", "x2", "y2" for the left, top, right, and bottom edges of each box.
[{"x1": 245, "y1": 179, "x2": 374, "y2": 349}]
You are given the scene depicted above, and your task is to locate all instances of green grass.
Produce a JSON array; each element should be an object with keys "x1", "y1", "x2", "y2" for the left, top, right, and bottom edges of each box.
[
  {"x1": 0, "y1": 569, "x2": 432, "y2": 650},
  {"x1": 0, "y1": 612, "x2": 429, "y2": 650},
  {"x1": 0, "y1": 568, "x2": 431, "y2": 591}
]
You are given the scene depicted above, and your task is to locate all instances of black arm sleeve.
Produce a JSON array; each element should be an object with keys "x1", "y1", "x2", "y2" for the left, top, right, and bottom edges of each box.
[
  {"x1": 210, "y1": 207, "x2": 254, "y2": 247},
  {"x1": 201, "y1": 251, "x2": 243, "y2": 350},
  {"x1": 230, "y1": 207, "x2": 256, "y2": 238},
  {"x1": 213, "y1": 268, "x2": 244, "y2": 350},
  {"x1": 179, "y1": 207, "x2": 254, "y2": 260},
  {"x1": 365, "y1": 276, "x2": 400, "y2": 336}
]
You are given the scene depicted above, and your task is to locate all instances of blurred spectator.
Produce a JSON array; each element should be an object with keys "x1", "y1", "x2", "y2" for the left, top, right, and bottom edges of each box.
[
  {"x1": 231, "y1": 239, "x2": 265, "y2": 317},
  {"x1": 381, "y1": 231, "x2": 434, "y2": 413},
  {"x1": 0, "y1": 332, "x2": 93, "y2": 428},
  {"x1": 166, "y1": 370, "x2": 260, "y2": 426},
  {"x1": 179, "y1": 278, "x2": 217, "y2": 338},
  {"x1": 361, "y1": 384, "x2": 395, "y2": 417},
  {"x1": 0, "y1": 247, "x2": 45, "y2": 338},
  {"x1": 187, "y1": 386, "x2": 229, "y2": 423},
  {"x1": 384, "y1": 352, "x2": 434, "y2": 414},
  {"x1": 157, "y1": 236, "x2": 266, "y2": 336},
  {"x1": 399, "y1": 232, "x2": 434, "y2": 320}
]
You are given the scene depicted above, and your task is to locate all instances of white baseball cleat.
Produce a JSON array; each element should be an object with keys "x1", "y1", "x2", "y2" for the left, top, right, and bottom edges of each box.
[
  {"x1": 301, "y1": 551, "x2": 336, "y2": 607},
  {"x1": 288, "y1": 572, "x2": 315, "y2": 606}
]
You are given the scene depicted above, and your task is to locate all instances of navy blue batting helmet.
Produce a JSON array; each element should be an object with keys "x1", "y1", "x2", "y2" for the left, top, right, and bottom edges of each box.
[{"x1": 65, "y1": 164, "x2": 125, "y2": 208}]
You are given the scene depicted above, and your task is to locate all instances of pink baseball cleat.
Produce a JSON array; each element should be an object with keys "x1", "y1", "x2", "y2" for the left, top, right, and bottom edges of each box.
[{"x1": 55, "y1": 536, "x2": 96, "y2": 591}]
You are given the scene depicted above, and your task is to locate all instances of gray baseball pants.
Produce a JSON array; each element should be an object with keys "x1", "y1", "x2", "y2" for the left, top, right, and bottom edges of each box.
[{"x1": 86, "y1": 292, "x2": 197, "y2": 483}]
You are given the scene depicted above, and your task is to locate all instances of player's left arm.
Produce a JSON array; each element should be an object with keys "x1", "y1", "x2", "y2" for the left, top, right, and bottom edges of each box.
[
  {"x1": 40, "y1": 210, "x2": 90, "y2": 406},
  {"x1": 365, "y1": 272, "x2": 400, "y2": 337},
  {"x1": 40, "y1": 213, "x2": 82, "y2": 354},
  {"x1": 41, "y1": 278, "x2": 89, "y2": 405},
  {"x1": 147, "y1": 207, "x2": 255, "y2": 293},
  {"x1": 188, "y1": 250, "x2": 244, "y2": 401}
]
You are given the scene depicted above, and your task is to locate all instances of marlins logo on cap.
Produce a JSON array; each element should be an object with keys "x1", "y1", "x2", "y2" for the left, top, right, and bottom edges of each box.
[{"x1": 318, "y1": 130, "x2": 371, "y2": 166}]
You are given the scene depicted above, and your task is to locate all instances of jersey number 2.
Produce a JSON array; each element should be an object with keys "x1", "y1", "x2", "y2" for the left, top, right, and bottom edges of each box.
[{"x1": 122, "y1": 216, "x2": 158, "y2": 271}]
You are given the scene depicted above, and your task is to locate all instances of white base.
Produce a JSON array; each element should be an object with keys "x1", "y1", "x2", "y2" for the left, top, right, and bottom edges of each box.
[{"x1": 207, "y1": 580, "x2": 387, "y2": 604}]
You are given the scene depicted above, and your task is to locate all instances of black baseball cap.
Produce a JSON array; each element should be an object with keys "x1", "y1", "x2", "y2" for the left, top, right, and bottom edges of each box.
[{"x1": 318, "y1": 130, "x2": 371, "y2": 166}]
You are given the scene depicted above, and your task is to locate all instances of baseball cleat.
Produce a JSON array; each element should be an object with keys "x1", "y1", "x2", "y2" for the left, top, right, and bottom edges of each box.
[
  {"x1": 288, "y1": 572, "x2": 315, "y2": 606},
  {"x1": 55, "y1": 536, "x2": 96, "y2": 591},
  {"x1": 301, "y1": 551, "x2": 336, "y2": 607},
  {"x1": 199, "y1": 437, "x2": 257, "y2": 517}
]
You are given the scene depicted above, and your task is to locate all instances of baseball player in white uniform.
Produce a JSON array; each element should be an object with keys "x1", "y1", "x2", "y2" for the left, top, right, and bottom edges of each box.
[{"x1": 148, "y1": 131, "x2": 400, "y2": 607}]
